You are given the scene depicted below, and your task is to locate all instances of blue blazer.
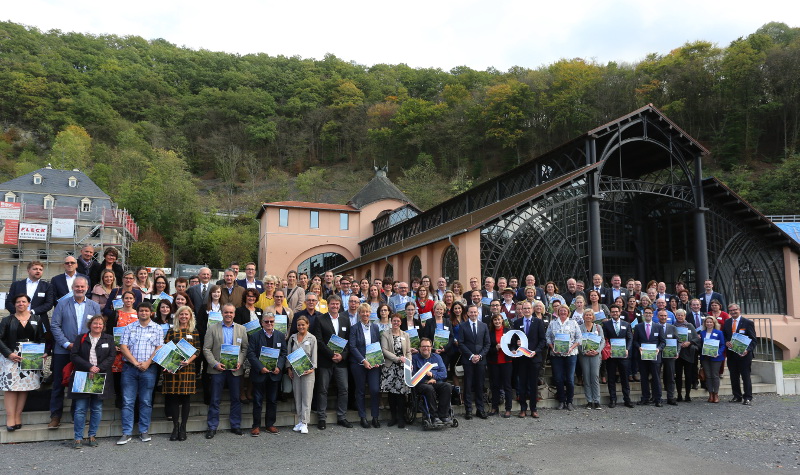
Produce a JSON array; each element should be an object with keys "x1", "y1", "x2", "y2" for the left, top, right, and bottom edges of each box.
[
  {"x1": 51, "y1": 273, "x2": 90, "y2": 301},
  {"x1": 699, "y1": 329, "x2": 726, "y2": 361},
  {"x1": 247, "y1": 329, "x2": 287, "y2": 382},
  {"x1": 349, "y1": 322, "x2": 382, "y2": 366},
  {"x1": 236, "y1": 279, "x2": 264, "y2": 293},
  {"x1": 698, "y1": 291, "x2": 725, "y2": 313},
  {"x1": 632, "y1": 321, "x2": 666, "y2": 363},
  {"x1": 50, "y1": 296, "x2": 102, "y2": 355}
]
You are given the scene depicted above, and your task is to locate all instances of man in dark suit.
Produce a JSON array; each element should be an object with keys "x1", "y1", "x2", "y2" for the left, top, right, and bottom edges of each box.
[
  {"x1": 516, "y1": 274, "x2": 546, "y2": 302},
  {"x1": 459, "y1": 304, "x2": 490, "y2": 419},
  {"x1": 49, "y1": 276, "x2": 101, "y2": 428},
  {"x1": 462, "y1": 276, "x2": 481, "y2": 302},
  {"x1": 246, "y1": 312, "x2": 286, "y2": 435},
  {"x1": 348, "y1": 305, "x2": 382, "y2": 428},
  {"x1": 5, "y1": 260, "x2": 54, "y2": 332},
  {"x1": 657, "y1": 309, "x2": 678, "y2": 405},
  {"x1": 236, "y1": 262, "x2": 264, "y2": 293},
  {"x1": 602, "y1": 305, "x2": 635, "y2": 408},
  {"x1": 562, "y1": 278, "x2": 585, "y2": 306},
  {"x1": 512, "y1": 300, "x2": 547, "y2": 418},
  {"x1": 723, "y1": 303, "x2": 757, "y2": 405},
  {"x1": 187, "y1": 267, "x2": 213, "y2": 310},
  {"x1": 75, "y1": 244, "x2": 99, "y2": 282},
  {"x1": 604, "y1": 274, "x2": 628, "y2": 306},
  {"x1": 310, "y1": 295, "x2": 352, "y2": 430},
  {"x1": 480, "y1": 276, "x2": 498, "y2": 303},
  {"x1": 699, "y1": 279, "x2": 725, "y2": 313},
  {"x1": 469, "y1": 290, "x2": 491, "y2": 322},
  {"x1": 289, "y1": 292, "x2": 321, "y2": 336},
  {"x1": 219, "y1": 268, "x2": 245, "y2": 307},
  {"x1": 633, "y1": 307, "x2": 666, "y2": 407},
  {"x1": 589, "y1": 274, "x2": 610, "y2": 305},
  {"x1": 51, "y1": 255, "x2": 89, "y2": 302}
]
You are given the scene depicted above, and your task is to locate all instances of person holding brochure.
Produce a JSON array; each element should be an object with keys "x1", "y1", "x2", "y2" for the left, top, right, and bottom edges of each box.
[
  {"x1": 310, "y1": 294, "x2": 352, "y2": 430},
  {"x1": 117, "y1": 302, "x2": 164, "y2": 444},
  {"x1": 101, "y1": 271, "x2": 143, "y2": 321},
  {"x1": 579, "y1": 309, "x2": 605, "y2": 410},
  {"x1": 632, "y1": 307, "x2": 666, "y2": 407},
  {"x1": 673, "y1": 309, "x2": 701, "y2": 402},
  {"x1": 0, "y1": 294, "x2": 46, "y2": 431},
  {"x1": 246, "y1": 312, "x2": 286, "y2": 435},
  {"x1": 546, "y1": 305, "x2": 582, "y2": 411},
  {"x1": 459, "y1": 305, "x2": 490, "y2": 419},
  {"x1": 400, "y1": 301, "x2": 421, "y2": 332},
  {"x1": 68, "y1": 315, "x2": 115, "y2": 448},
  {"x1": 380, "y1": 313, "x2": 411, "y2": 427},
  {"x1": 235, "y1": 288, "x2": 263, "y2": 404},
  {"x1": 601, "y1": 305, "x2": 635, "y2": 408},
  {"x1": 203, "y1": 303, "x2": 248, "y2": 438},
  {"x1": 511, "y1": 301, "x2": 547, "y2": 418},
  {"x1": 287, "y1": 315, "x2": 316, "y2": 434},
  {"x1": 699, "y1": 316, "x2": 725, "y2": 402},
  {"x1": 412, "y1": 337, "x2": 453, "y2": 424},
  {"x1": 657, "y1": 309, "x2": 678, "y2": 405},
  {"x1": 487, "y1": 313, "x2": 513, "y2": 418},
  {"x1": 50, "y1": 276, "x2": 101, "y2": 430},
  {"x1": 420, "y1": 301, "x2": 455, "y2": 369},
  {"x1": 162, "y1": 306, "x2": 200, "y2": 441},
  {"x1": 722, "y1": 303, "x2": 756, "y2": 405},
  {"x1": 350, "y1": 303, "x2": 383, "y2": 428}
]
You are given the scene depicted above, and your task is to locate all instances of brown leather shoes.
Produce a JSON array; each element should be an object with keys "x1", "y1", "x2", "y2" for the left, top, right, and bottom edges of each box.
[
  {"x1": 250, "y1": 427, "x2": 260, "y2": 437},
  {"x1": 47, "y1": 417, "x2": 60, "y2": 429},
  {"x1": 265, "y1": 426, "x2": 279, "y2": 434},
  {"x1": 531, "y1": 411, "x2": 540, "y2": 418},
  {"x1": 517, "y1": 410, "x2": 527, "y2": 418}
]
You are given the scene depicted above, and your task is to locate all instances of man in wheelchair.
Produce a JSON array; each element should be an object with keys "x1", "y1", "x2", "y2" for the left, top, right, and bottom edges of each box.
[{"x1": 412, "y1": 338, "x2": 453, "y2": 427}]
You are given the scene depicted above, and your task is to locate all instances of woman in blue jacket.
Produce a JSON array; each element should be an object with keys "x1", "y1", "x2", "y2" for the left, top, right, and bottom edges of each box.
[{"x1": 699, "y1": 316, "x2": 725, "y2": 403}]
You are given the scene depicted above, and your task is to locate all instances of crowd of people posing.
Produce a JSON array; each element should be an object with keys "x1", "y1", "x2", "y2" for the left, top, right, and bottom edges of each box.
[{"x1": 0, "y1": 246, "x2": 758, "y2": 449}]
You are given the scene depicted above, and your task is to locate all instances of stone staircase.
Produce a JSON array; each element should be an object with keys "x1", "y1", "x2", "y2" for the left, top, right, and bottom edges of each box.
[{"x1": 1, "y1": 372, "x2": 776, "y2": 444}]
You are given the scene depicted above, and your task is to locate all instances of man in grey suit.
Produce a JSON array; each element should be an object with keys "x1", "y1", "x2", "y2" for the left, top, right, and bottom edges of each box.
[
  {"x1": 187, "y1": 267, "x2": 213, "y2": 311},
  {"x1": 48, "y1": 276, "x2": 101, "y2": 428},
  {"x1": 204, "y1": 303, "x2": 248, "y2": 438},
  {"x1": 459, "y1": 305, "x2": 490, "y2": 419},
  {"x1": 246, "y1": 312, "x2": 286, "y2": 435},
  {"x1": 657, "y1": 309, "x2": 678, "y2": 405}
]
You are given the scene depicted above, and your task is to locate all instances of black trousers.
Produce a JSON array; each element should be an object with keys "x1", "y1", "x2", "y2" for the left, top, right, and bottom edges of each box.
[
  {"x1": 727, "y1": 354, "x2": 753, "y2": 400},
  {"x1": 639, "y1": 360, "x2": 662, "y2": 402},
  {"x1": 515, "y1": 357, "x2": 541, "y2": 411},
  {"x1": 462, "y1": 360, "x2": 486, "y2": 414},
  {"x1": 605, "y1": 357, "x2": 631, "y2": 403},
  {"x1": 675, "y1": 357, "x2": 697, "y2": 394},
  {"x1": 417, "y1": 381, "x2": 452, "y2": 419},
  {"x1": 488, "y1": 363, "x2": 512, "y2": 411}
]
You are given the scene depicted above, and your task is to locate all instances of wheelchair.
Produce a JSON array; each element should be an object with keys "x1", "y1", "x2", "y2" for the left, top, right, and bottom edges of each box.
[{"x1": 404, "y1": 385, "x2": 459, "y2": 430}]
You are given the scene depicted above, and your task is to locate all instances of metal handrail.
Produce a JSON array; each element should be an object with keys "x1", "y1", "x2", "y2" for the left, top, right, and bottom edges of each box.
[{"x1": 749, "y1": 317, "x2": 776, "y2": 361}]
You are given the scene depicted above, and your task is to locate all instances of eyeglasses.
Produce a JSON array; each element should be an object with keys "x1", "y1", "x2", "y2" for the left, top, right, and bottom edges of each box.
[
  {"x1": 420, "y1": 345, "x2": 432, "y2": 349},
  {"x1": 65, "y1": 262, "x2": 76, "y2": 265},
  {"x1": 263, "y1": 320, "x2": 275, "y2": 324}
]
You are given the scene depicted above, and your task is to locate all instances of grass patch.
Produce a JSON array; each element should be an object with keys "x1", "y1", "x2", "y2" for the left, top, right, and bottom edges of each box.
[{"x1": 782, "y1": 357, "x2": 800, "y2": 375}]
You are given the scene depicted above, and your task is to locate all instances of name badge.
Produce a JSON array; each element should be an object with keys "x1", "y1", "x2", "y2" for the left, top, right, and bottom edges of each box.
[
  {"x1": 31, "y1": 321, "x2": 38, "y2": 326},
  {"x1": 400, "y1": 337, "x2": 405, "y2": 341},
  {"x1": 186, "y1": 335, "x2": 193, "y2": 340},
  {"x1": 667, "y1": 334, "x2": 673, "y2": 338},
  {"x1": 304, "y1": 340, "x2": 310, "y2": 346},
  {"x1": 414, "y1": 325, "x2": 419, "y2": 329},
  {"x1": 101, "y1": 343, "x2": 109, "y2": 348},
  {"x1": 237, "y1": 338, "x2": 242, "y2": 343},
  {"x1": 738, "y1": 329, "x2": 745, "y2": 333},
  {"x1": 535, "y1": 296, "x2": 541, "y2": 300},
  {"x1": 277, "y1": 343, "x2": 281, "y2": 347},
  {"x1": 341, "y1": 327, "x2": 346, "y2": 332},
  {"x1": 600, "y1": 294, "x2": 605, "y2": 298},
  {"x1": 620, "y1": 325, "x2": 626, "y2": 329},
  {"x1": 38, "y1": 292, "x2": 46, "y2": 297},
  {"x1": 654, "y1": 333, "x2": 659, "y2": 336}
]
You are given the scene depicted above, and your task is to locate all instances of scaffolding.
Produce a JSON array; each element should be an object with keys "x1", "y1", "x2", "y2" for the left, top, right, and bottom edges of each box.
[{"x1": 0, "y1": 203, "x2": 139, "y2": 286}]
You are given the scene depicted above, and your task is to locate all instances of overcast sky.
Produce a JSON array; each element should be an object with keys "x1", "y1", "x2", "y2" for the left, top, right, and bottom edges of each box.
[{"x1": 5, "y1": 0, "x2": 799, "y2": 70}]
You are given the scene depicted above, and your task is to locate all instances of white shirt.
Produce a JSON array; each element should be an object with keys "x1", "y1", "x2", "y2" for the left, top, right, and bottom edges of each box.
[
  {"x1": 65, "y1": 273, "x2": 77, "y2": 291},
  {"x1": 26, "y1": 278, "x2": 39, "y2": 301},
  {"x1": 362, "y1": 322, "x2": 372, "y2": 345}
]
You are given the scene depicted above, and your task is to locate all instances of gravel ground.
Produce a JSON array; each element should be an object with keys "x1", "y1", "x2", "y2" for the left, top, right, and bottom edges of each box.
[{"x1": 3, "y1": 394, "x2": 799, "y2": 474}]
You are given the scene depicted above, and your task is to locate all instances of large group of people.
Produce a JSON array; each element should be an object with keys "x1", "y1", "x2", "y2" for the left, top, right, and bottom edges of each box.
[{"x1": 0, "y1": 245, "x2": 760, "y2": 448}]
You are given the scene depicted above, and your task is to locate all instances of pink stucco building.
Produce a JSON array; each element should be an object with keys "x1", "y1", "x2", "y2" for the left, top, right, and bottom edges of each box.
[{"x1": 257, "y1": 167, "x2": 414, "y2": 279}]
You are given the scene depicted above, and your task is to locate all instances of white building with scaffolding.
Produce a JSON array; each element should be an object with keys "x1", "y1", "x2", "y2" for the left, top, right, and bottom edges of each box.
[{"x1": 0, "y1": 165, "x2": 138, "y2": 285}]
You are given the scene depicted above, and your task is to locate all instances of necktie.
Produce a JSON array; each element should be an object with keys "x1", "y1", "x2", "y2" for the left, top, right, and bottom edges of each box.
[
  {"x1": 646, "y1": 323, "x2": 651, "y2": 339},
  {"x1": 525, "y1": 318, "x2": 530, "y2": 334},
  {"x1": 472, "y1": 322, "x2": 477, "y2": 336},
  {"x1": 695, "y1": 313, "x2": 701, "y2": 327},
  {"x1": 201, "y1": 284, "x2": 207, "y2": 301},
  {"x1": 614, "y1": 320, "x2": 619, "y2": 336},
  {"x1": 732, "y1": 319, "x2": 737, "y2": 334}
]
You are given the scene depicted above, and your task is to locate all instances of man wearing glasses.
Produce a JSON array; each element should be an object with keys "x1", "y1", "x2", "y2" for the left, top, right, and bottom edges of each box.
[
  {"x1": 412, "y1": 338, "x2": 452, "y2": 426},
  {"x1": 289, "y1": 292, "x2": 321, "y2": 336},
  {"x1": 246, "y1": 313, "x2": 286, "y2": 435},
  {"x1": 236, "y1": 262, "x2": 263, "y2": 292},
  {"x1": 51, "y1": 256, "x2": 89, "y2": 302},
  {"x1": 388, "y1": 282, "x2": 411, "y2": 313}
]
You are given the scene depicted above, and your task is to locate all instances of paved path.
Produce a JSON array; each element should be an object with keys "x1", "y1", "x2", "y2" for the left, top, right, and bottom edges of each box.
[{"x1": 4, "y1": 394, "x2": 799, "y2": 474}]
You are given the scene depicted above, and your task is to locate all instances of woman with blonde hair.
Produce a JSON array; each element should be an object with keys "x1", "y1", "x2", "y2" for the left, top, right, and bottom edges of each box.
[{"x1": 162, "y1": 306, "x2": 200, "y2": 441}]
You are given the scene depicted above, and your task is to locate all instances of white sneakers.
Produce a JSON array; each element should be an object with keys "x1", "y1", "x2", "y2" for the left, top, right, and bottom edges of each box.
[{"x1": 292, "y1": 422, "x2": 308, "y2": 433}]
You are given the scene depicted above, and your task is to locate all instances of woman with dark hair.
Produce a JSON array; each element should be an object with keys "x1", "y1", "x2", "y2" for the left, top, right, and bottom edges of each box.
[
  {"x1": 400, "y1": 301, "x2": 420, "y2": 332},
  {"x1": 68, "y1": 314, "x2": 114, "y2": 448},
  {"x1": 195, "y1": 285, "x2": 222, "y2": 341},
  {"x1": 173, "y1": 291, "x2": 194, "y2": 312},
  {"x1": 235, "y1": 288, "x2": 263, "y2": 326},
  {"x1": 154, "y1": 299, "x2": 174, "y2": 326},
  {"x1": 0, "y1": 294, "x2": 46, "y2": 431},
  {"x1": 420, "y1": 275, "x2": 434, "y2": 296},
  {"x1": 102, "y1": 270, "x2": 144, "y2": 321},
  {"x1": 586, "y1": 289, "x2": 611, "y2": 323},
  {"x1": 89, "y1": 246, "x2": 124, "y2": 288},
  {"x1": 110, "y1": 290, "x2": 139, "y2": 407},
  {"x1": 380, "y1": 313, "x2": 411, "y2": 428},
  {"x1": 376, "y1": 303, "x2": 392, "y2": 332},
  {"x1": 416, "y1": 287, "x2": 435, "y2": 322},
  {"x1": 366, "y1": 285, "x2": 383, "y2": 313},
  {"x1": 487, "y1": 313, "x2": 513, "y2": 417},
  {"x1": 150, "y1": 275, "x2": 170, "y2": 304}
]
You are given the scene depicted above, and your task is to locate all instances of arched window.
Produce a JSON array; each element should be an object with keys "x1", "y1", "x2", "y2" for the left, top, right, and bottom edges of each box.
[
  {"x1": 364, "y1": 269, "x2": 372, "y2": 284},
  {"x1": 442, "y1": 245, "x2": 459, "y2": 284},
  {"x1": 384, "y1": 263, "x2": 394, "y2": 280},
  {"x1": 297, "y1": 252, "x2": 347, "y2": 278},
  {"x1": 409, "y1": 255, "x2": 422, "y2": 280}
]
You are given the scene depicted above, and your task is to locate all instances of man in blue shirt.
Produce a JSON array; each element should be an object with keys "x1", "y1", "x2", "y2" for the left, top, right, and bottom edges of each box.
[{"x1": 412, "y1": 338, "x2": 452, "y2": 425}]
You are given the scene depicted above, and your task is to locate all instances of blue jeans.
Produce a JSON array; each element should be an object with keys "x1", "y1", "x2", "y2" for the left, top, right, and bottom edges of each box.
[
  {"x1": 121, "y1": 364, "x2": 157, "y2": 435},
  {"x1": 72, "y1": 396, "x2": 103, "y2": 440},
  {"x1": 208, "y1": 371, "x2": 241, "y2": 430},
  {"x1": 551, "y1": 355, "x2": 577, "y2": 404}
]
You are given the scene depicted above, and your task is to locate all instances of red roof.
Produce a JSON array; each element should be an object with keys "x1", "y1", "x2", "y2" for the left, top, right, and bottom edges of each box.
[{"x1": 260, "y1": 201, "x2": 359, "y2": 212}]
